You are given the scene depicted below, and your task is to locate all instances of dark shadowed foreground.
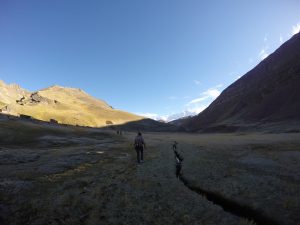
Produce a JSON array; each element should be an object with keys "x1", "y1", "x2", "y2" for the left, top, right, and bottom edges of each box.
[{"x1": 0, "y1": 118, "x2": 299, "y2": 225}]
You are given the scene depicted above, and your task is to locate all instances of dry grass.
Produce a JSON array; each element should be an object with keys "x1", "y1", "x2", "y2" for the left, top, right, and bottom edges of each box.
[
  {"x1": 0, "y1": 101, "x2": 6, "y2": 108},
  {"x1": 1, "y1": 121, "x2": 299, "y2": 225},
  {"x1": 157, "y1": 132, "x2": 300, "y2": 225},
  {"x1": 0, "y1": 122, "x2": 241, "y2": 225}
]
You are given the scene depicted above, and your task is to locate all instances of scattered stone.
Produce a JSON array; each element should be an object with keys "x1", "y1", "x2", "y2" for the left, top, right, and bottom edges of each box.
[{"x1": 50, "y1": 119, "x2": 58, "y2": 124}]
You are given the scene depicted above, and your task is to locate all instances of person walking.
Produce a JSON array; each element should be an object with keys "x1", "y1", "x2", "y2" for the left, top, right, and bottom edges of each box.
[{"x1": 134, "y1": 132, "x2": 146, "y2": 164}]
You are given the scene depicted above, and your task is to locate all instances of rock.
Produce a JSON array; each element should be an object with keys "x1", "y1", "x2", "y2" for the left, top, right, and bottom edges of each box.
[
  {"x1": 20, "y1": 114, "x2": 32, "y2": 120},
  {"x1": 50, "y1": 119, "x2": 58, "y2": 124}
]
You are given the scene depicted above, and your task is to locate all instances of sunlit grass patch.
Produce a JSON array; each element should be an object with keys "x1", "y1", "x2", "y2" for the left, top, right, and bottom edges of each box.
[{"x1": 42, "y1": 163, "x2": 94, "y2": 182}]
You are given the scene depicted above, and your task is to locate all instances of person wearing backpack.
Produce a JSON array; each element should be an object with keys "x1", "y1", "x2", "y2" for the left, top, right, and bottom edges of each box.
[{"x1": 134, "y1": 132, "x2": 146, "y2": 164}]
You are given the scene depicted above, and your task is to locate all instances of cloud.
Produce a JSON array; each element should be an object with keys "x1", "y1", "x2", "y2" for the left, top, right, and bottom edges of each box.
[
  {"x1": 235, "y1": 75, "x2": 241, "y2": 81},
  {"x1": 258, "y1": 47, "x2": 269, "y2": 60},
  {"x1": 264, "y1": 33, "x2": 268, "y2": 42},
  {"x1": 138, "y1": 85, "x2": 223, "y2": 122},
  {"x1": 136, "y1": 112, "x2": 158, "y2": 119},
  {"x1": 258, "y1": 34, "x2": 271, "y2": 61},
  {"x1": 185, "y1": 85, "x2": 223, "y2": 116},
  {"x1": 137, "y1": 111, "x2": 197, "y2": 122},
  {"x1": 292, "y1": 23, "x2": 300, "y2": 35},
  {"x1": 136, "y1": 112, "x2": 168, "y2": 121},
  {"x1": 202, "y1": 88, "x2": 221, "y2": 98},
  {"x1": 279, "y1": 34, "x2": 283, "y2": 44},
  {"x1": 193, "y1": 80, "x2": 201, "y2": 85},
  {"x1": 188, "y1": 96, "x2": 209, "y2": 104},
  {"x1": 187, "y1": 88, "x2": 221, "y2": 106}
]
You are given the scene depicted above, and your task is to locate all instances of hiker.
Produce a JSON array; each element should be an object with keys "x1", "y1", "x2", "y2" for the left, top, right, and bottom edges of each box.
[
  {"x1": 134, "y1": 132, "x2": 146, "y2": 164},
  {"x1": 172, "y1": 141, "x2": 178, "y2": 151}
]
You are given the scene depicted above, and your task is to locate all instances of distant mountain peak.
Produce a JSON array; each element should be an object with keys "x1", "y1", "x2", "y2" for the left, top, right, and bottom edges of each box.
[
  {"x1": 0, "y1": 80, "x2": 23, "y2": 90},
  {"x1": 43, "y1": 84, "x2": 83, "y2": 92}
]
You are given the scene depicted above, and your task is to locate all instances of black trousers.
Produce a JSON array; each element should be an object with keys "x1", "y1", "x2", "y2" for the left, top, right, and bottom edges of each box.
[{"x1": 135, "y1": 147, "x2": 144, "y2": 163}]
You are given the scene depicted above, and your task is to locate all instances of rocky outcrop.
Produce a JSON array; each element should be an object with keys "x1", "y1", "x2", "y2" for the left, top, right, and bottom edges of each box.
[
  {"x1": 15, "y1": 92, "x2": 53, "y2": 106},
  {"x1": 0, "y1": 80, "x2": 30, "y2": 105}
]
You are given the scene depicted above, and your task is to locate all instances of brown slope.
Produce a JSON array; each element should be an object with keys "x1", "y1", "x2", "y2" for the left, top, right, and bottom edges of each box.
[
  {"x1": 182, "y1": 32, "x2": 300, "y2": 131},
  {"x1": 0, "y1": 82, "x2": 144, "y2": 127}
]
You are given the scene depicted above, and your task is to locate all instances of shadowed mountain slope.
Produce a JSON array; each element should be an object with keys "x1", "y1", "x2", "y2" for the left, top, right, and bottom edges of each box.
[
  {"x1": 182, "y1": 32, "x2": 300, "y2": 132},
  {"x1": 109, "y1": 118, "x2": 182, "y2": 132}
]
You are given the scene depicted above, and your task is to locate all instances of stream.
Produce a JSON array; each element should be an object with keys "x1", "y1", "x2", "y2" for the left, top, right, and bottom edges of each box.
[{"x1": 173, "y1": 149, "x2": 280, "y2": 225}]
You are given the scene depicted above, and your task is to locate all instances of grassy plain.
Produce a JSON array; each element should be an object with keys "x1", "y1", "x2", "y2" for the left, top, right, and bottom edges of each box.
[{"x1": 0, "y1": 118, "x2": 299, "y2": 225}]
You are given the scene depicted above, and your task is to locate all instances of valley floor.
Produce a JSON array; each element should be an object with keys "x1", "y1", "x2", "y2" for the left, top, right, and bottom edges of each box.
[{"x1": 0, "y1": 119, "x2": 299, "y2": 225}]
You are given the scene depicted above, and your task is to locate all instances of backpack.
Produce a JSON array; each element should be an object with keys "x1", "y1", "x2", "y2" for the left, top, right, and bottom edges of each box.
[{"x1": 135, "y1": 136, "x2": 144, "y2": 148}]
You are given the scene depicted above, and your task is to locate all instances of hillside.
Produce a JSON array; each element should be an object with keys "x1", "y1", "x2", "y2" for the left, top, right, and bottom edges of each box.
[
  {"x1": 0, "y1": 80, "x2": 30, "y2": 105},
  {"x1": 181, "y1": 32, "x2": 300, "y2": 132},
  {"x1": 0, "y1": 81, "x2": 144, "y2": 127}
]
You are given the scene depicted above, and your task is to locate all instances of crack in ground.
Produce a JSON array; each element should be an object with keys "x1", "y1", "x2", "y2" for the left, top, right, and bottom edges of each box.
[{"x1": 173, "y1": 150, "x2": 280, "y2": 225}]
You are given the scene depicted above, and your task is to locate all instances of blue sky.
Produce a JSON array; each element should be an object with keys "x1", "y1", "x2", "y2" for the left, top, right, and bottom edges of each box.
[{"x1": 1, "y1": 0, "x2": 300, "y2": 120}]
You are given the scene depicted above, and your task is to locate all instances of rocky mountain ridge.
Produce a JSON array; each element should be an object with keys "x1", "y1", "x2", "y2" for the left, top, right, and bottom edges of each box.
[{"x1": 0, "y1": 81, "x2": 143, "y2": 127}]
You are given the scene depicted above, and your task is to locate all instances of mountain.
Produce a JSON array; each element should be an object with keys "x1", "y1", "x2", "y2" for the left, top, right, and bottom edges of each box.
[
  {"x1": 166, "y1": 110, "x2": 197, "y2": 122},
  {"x1": 0, "y1": 81, "x2": 144, "y2": 127},
  {"x1": 140, "y1": 110, "x2": 197, "y2": 123},
  {"x1": 110, "y1": 118, "x2": 182, "y2": 132},
  {"x1": 0, "y1": 80, "x2": 30, "y2": 107},
  {"x1": 169, "y1": 116, "x2": 193, "y2": 128},
  {"x1": 181, "y1": 32, "x2": 300, "y2": 132}
]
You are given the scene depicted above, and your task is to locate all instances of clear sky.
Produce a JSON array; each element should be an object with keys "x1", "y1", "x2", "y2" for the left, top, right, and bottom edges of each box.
[{"x1": 1, "y1": 0, "x2": 300, "y2": 120}]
